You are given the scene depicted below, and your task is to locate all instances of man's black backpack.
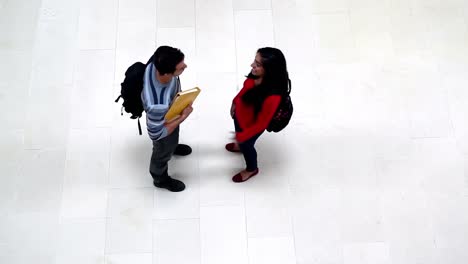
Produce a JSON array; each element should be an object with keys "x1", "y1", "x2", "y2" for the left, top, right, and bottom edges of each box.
[
  {"x1": 114, "y1": 61, "x2": 147, "y2": 135},
  {"x1": 266, "y1": 80, "x2": 293, "y2": 133}
]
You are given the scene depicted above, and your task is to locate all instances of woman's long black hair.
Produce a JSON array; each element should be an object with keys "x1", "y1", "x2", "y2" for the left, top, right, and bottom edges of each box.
[{"x1": 241, "y1": 47, "x2": 291, "y2": 116}]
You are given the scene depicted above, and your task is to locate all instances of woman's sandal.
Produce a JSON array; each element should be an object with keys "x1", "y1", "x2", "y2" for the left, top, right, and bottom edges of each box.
[
  {"x1": 225, "y1": 142, "x2": 241, "y2": 153},
  {"x1": 232, "y1": 168, "x2": 259, "y2": 183}
]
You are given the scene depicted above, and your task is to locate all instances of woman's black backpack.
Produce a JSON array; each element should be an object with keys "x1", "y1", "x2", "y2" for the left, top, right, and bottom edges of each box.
[{"x1": 266, "y1": 80, "x2": 293, "y2": 133}]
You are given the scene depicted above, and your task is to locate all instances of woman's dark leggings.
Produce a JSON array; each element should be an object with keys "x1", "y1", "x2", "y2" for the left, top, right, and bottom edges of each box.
[{"x1": 234, "y1": 117, "x2": 263, "y2": 172}]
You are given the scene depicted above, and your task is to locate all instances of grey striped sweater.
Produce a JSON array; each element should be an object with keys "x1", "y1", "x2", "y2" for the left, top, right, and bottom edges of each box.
[{"x1": 141, "y1": 62, "x2": 180, "y2": 141}]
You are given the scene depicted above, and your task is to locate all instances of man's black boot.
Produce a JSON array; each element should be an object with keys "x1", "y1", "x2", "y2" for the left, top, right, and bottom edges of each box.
[
  {"x1": 174, "y1": 144, "x2": 192, "y2": 156},
  {"x1": 154, "y1": 177, "x2": 186, "y2": 192}
]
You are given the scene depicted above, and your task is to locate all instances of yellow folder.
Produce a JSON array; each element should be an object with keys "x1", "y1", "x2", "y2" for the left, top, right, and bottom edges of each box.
[{"x1": 165, "y1": 87, "x2": 201, "y2": 122}]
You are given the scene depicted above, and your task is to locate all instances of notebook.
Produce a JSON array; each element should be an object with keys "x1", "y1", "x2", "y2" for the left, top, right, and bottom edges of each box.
[{"x1": 165, "y1": 87, "x2": 201, "y2": 122}]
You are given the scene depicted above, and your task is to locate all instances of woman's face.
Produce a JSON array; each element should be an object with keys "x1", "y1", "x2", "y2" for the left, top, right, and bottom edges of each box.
[{"x1": 250, "y1": 53, "x2": 265, "y2": 78}]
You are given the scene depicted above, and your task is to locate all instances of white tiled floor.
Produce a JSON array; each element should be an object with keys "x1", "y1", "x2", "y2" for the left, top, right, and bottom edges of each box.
[{"x1": 1, "y1": 0, "x2": 468, "y2": 263}]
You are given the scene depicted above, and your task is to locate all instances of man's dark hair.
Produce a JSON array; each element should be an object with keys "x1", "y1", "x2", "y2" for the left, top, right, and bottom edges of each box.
[{"x1": 152, "y1": 46, "x2": 185, "y2": 75}]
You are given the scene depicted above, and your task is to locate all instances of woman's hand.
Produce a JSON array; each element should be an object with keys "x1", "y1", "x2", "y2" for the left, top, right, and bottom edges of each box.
[{"x1": 230, "y1": 103, "x2": 235, "y2": 118}]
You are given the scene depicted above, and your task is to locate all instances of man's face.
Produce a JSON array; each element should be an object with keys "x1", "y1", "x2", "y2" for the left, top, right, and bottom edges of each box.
[{"x1": 173, "y1": 60, "x2": 187, "y2": 76}]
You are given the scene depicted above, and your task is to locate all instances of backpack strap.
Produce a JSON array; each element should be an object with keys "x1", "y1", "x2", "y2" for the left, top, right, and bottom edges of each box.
[
  {"x1": 137, "y1": 117, "x2": 142, "y2": 135},
  {"x1": 177, "y1": 76, "x2": 181, "y2": 92},
  {"x1": 145, "y1": 55, "x2": 155, "y2": 65},
  {"x1": 278, "y1": 79, "x2": 292, "y2": 102}
]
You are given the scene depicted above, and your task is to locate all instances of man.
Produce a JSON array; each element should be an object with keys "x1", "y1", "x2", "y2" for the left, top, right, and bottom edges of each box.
[{"x1": 141, "y1": 46, "x2": 193, "y2": 192}]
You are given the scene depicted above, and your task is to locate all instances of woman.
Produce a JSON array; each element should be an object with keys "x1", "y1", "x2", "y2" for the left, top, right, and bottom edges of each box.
[{"x1": 226, "y1": 47, "x2": 290, "y2": 182}]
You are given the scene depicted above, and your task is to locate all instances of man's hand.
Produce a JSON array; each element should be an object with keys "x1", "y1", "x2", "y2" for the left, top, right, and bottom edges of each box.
[
  {"x1": 165, "y1": 104, "x2": 193, "y2": 135},
  {"x1": 180, "y1": 104, "x2": 193, "y2": 120}
]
